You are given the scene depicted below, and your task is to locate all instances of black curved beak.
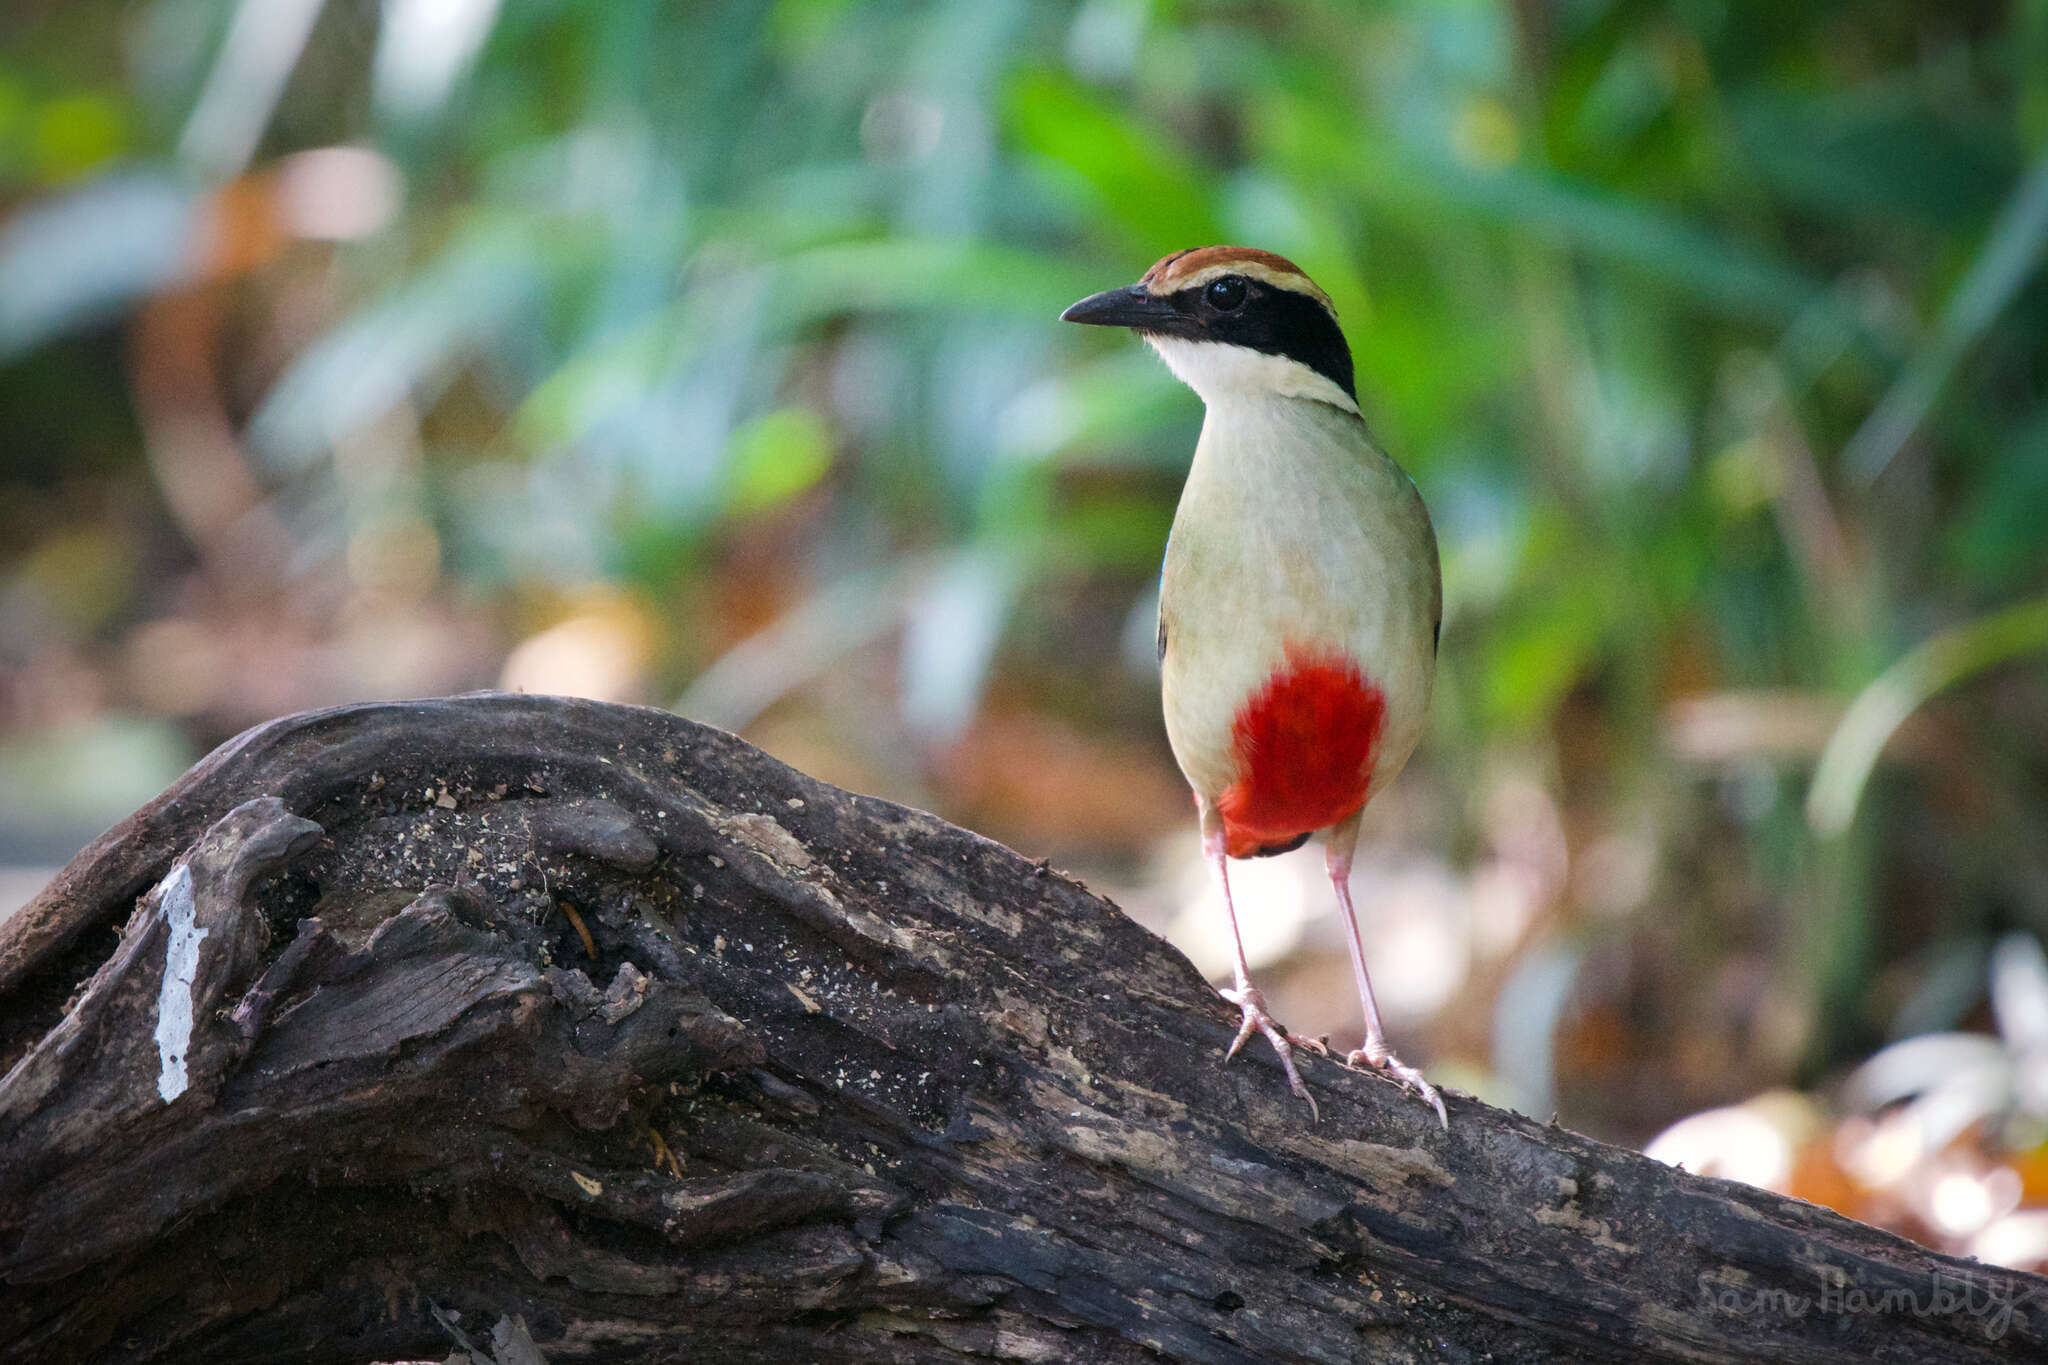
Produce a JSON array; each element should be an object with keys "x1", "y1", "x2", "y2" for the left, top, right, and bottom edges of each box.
[{"x1": 1059, "y1": 284, "x2": 1177, "y2": 329}]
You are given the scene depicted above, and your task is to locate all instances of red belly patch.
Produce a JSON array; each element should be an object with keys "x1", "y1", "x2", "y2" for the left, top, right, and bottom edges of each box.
[{"x1": 1216, "y1": 644, "x2": 1384, "y2": 858}]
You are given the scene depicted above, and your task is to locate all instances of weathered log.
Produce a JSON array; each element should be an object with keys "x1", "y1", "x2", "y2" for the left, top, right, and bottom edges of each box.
[{"x1": 0, "y1": 693, "x2": 2039, "y2": 1363}]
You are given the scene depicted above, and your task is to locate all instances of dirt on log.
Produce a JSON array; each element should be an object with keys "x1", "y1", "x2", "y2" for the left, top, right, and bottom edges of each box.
[{"x1": 0, "y1": 692, "x2": 2040, "y2": 1363}]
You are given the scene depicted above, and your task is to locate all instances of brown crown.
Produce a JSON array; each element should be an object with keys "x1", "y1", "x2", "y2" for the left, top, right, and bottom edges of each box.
[{"x1": 1139, "y1": 246, "x2": 1310, "y2": 292}]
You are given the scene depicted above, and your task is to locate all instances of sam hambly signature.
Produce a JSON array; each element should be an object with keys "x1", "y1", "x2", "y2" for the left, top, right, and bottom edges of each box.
[{"x1": 1699, "y1": 1265, "x2": 2043, "y2": 1340}]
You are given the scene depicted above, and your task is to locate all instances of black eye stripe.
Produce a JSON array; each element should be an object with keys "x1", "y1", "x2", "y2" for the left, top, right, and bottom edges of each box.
[{"x1": 1149, "y1": 280, "x2": 1356, "y2": 402}]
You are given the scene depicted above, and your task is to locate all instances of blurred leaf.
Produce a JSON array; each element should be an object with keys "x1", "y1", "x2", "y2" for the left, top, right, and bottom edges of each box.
[
  {"x1": 1810, "y1": 593, "x2": 2048, "y2": 837},
  {"x1": 900, "y1": 544, "x2": 1023, "y2": 742},
  {"x1": 177, "y1": 0, "x2": 325, "y2": 179},
  {"x1": 1482, "y1": 516, "x2": 1611, "y2": 731},
  {"x1": 1459, "y1": 164, "x2": 1826, "y2": 320},
  {"x1": 724, "y1": 406, "x2": 833, "y2": 514},
  {"x1": 250, "y1": 227, "x2": 540, "y2": 465},
  {"x1": 373, "y1": 0, "x2": 505, "y2": 124},
  {"x1": 0, "y1": 172, "x2": 199, "y2": 358},
  {"x1": 1004, "y1": 67, "x2": 1221, "y2": 252},
  {"x1": 0, "y1": 715, "x2": 196, "y2": 860},
  {"x1": 10, "y1": 526, "x2": 135, "y2": 634},
  {"x1": 767, "y1": 236, "x2": 1094, "y2": 321},
  {"x1": 30, "y1": 92, "x2": 128, "y2": 181},
  {"x1": 1890, "y1": 936, "x2": 1994, "y2": 1042},
  {"x1": 1486, "y1": 600, "x2": 1601, "y2": 731},
  {"x1": 512, "y1": 303, "x2": 693, "y2": 451},
  {"x1": 676, "y1": 557, "x2": 933, "y2": 732},
  {"x1": 0, "y1": 74, "x2": 29, "y2": 155},
  {"x1": 1992, "y1": 934, "x2": 2048, "y2": 1058},
  {"x1": 1845, "y1": 1032, "x2": 2011, "y2": 1126},
  {"x1": 1947, "y1": 404, "x2": 2048, "y2": 592},
  {"x1": 1254, "y1": 91, "x2": 1826, "y2": 322},
  {"x1": 1732, "y1": 90, "x2": 2015, "y2": 229},
  {"x1": 993, "y1": 350, "x2": 1189, "y2": 468},
  {"x1": 1050, "y1": 491, "x2": 1175, "y2": 573},
  {"x1": 1492, "y1": 941, "x2": 1583, "y2": 1120},
  {"x1": 1844, "y1": 146, "x2": 2048, "y2": 483}
]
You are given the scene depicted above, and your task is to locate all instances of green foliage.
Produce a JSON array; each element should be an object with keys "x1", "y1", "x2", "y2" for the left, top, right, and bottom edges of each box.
[{"x1": 724, "y1": 407, "x2": 834, "y2": 515}]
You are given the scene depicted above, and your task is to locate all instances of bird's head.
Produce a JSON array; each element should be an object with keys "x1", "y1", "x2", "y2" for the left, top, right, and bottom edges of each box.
[{"x1": 1060, "y1": 246, "x2": 1357, "y2": 415}]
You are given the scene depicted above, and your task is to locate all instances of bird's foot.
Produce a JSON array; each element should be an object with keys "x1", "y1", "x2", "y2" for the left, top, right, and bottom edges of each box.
[
  {"x1": 1220, "y1": 985, "x2": 1318, "y2": 1120},
  {"x1": 1344, "y1": 1043, "x2": 1448, "y2": 1129}
]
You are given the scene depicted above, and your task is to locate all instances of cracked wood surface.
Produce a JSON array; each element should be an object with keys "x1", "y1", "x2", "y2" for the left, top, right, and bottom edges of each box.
[{"x1": 0, "y1": 692, "x2": 2041, "y2": 1363}]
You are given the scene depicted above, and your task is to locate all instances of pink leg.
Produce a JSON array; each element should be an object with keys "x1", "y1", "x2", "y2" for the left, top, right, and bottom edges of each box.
[
  {"x1": 1327, "y1": 812, "x2": 1447, "y2": 1127},
  {"x1": 1199, "y1": 798, "x2": 1317, "y2": 1118}
]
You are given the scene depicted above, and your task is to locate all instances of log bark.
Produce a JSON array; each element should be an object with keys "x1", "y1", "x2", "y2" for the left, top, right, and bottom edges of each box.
[{"x1": 0, "y1": 692, "x2": 2040, "y2": 1363}]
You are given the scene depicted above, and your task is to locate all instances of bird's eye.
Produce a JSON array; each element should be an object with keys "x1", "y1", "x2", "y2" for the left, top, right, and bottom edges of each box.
[{"x1": 1205, "y1": 275, "x2": 1248, "y2": 312}]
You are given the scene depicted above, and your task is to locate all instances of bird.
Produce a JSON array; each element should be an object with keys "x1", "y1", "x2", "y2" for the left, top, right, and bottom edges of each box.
[{"x1": 1061, "y1": 246, "x2": 1445, "y2": 1125}]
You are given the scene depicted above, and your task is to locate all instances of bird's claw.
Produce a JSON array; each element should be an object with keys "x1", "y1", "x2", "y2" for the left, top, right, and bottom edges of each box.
[
  {"x1": 1344, "y1": 1044, "x2": 1449, "y2": 1129},
  {"x1": 1220, "y1": 986, "x2": 1318, "y2": 1120}
]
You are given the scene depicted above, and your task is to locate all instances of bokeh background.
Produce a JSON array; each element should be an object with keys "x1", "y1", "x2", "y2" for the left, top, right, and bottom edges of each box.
[{"x1": 3, "y1": 0, "x2": 2046, "y2": 1270}]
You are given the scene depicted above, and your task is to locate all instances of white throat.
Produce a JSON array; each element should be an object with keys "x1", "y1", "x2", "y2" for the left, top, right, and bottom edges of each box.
[{"x1": 1144, "y1": 335, "x2": 1360, "y2": 417}]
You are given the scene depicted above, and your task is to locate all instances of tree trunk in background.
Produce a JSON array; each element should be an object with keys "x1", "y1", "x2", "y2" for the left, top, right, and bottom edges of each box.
[{"x1": 0, "y1": 694, "x2": 2039, "y2": 1363}]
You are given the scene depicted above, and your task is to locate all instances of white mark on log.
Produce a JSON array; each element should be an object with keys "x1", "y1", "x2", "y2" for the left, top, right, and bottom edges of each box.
[
  {"x1": 719, "y1": 812, "x2": 813, "y2": 870},
  {"x1": 153, "y1": 863, "x2": 206, "y2": 1103}
]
